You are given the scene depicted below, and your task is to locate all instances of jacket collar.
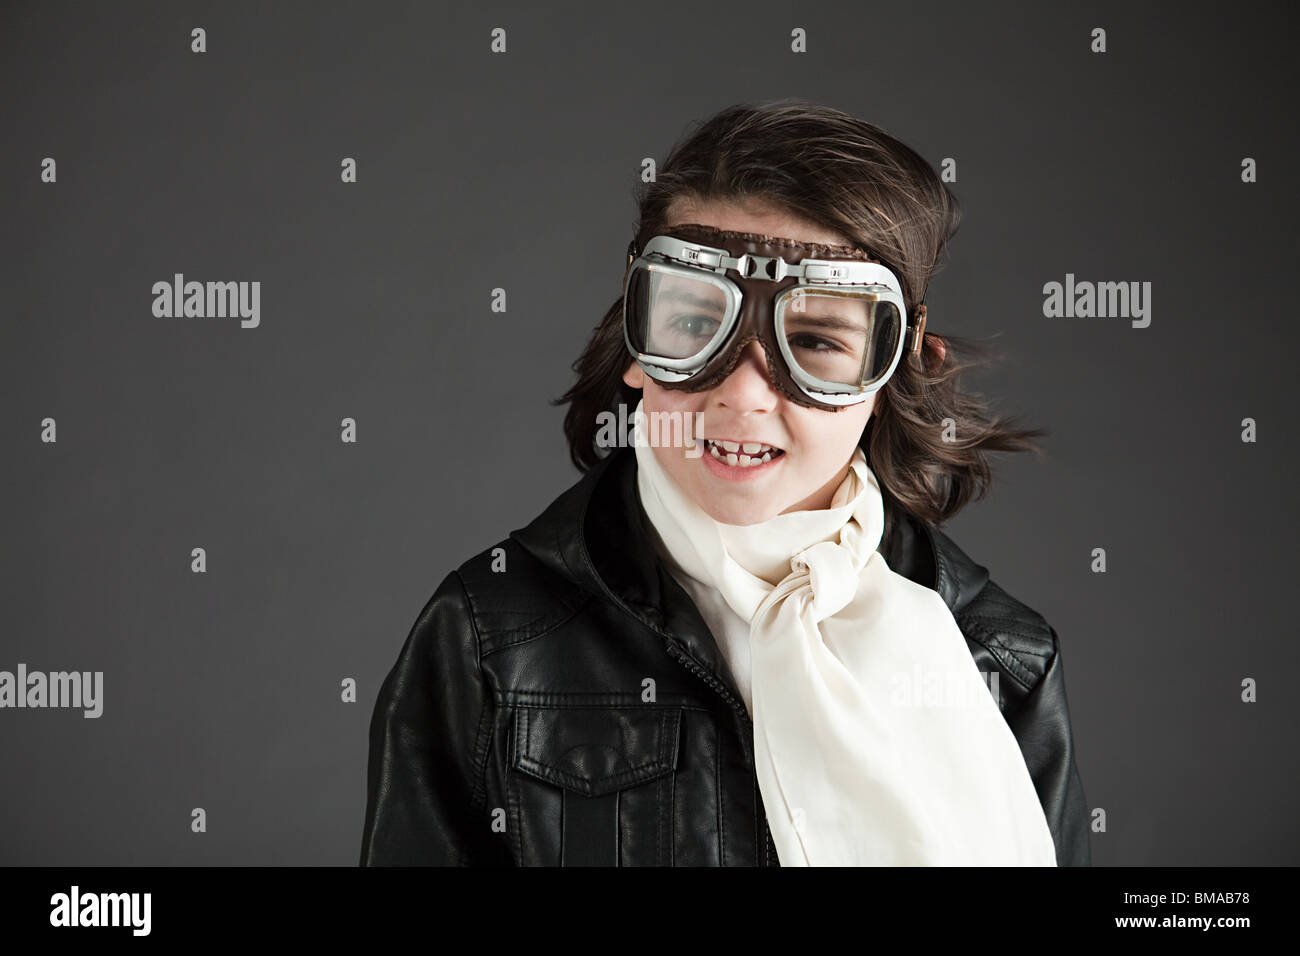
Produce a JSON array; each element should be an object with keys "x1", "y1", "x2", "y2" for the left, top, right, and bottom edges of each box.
[{"x1": 510, "y1": 447, "x2": 990, "y2": 698}]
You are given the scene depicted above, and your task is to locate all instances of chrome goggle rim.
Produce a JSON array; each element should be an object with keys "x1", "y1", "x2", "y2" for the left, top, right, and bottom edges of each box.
[
  {"x1": 772, "y1": 285, "x2": 907, "y2": 406},
  {"x1": 621, "y1": 257, "x2": 742, "y2": 380},
  {"x1": 622, "y1": 235, "x2": 911, "y2": 405}
]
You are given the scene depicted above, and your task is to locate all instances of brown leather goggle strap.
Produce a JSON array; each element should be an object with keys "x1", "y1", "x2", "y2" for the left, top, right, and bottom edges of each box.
[{"x1": 630, "y1": 223, "x2": 880, "y2": 265}]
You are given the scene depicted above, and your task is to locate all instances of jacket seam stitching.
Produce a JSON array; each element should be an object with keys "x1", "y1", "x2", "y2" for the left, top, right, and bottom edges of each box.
[
  {"x1": 479, "y1": 593, "x2": 597, "y2": 657},
  {"x1": 507, "y1": 709, "x2": 523, "y2": 862},
  {"x1": 931, "y1": 526, "x2": 953, "y2": 604},
  {"x1": 453, "y1": 569, "x2": 494, "y2": 865},
  {"x1": 498, "y1": 692, "x2": 711, "y2": 708},
  {"x1": 715, "y1": 718, "x2": 726, "y2": 866},
  {"x1": 658, "y1": 737, "x2": 666, "y2": 866},
  {"x1": 960, "y1": 614, "x2": 1054, "y2": 647},
  {"x1": 515, "y1": 759, "x2": 676, "y2": 794},
  {"x1": 981, "y1": 645, "x2": 1035, "y2": 691},
  {"x1": 962, "y1": 621, "x2": 1055, "y2": 678},
  {"x1": 959, "y1": 621, "x2": 1039, "y2": 692},
  {"x1": 461, "y1": 589, "x2": 591, "y2": 646}
]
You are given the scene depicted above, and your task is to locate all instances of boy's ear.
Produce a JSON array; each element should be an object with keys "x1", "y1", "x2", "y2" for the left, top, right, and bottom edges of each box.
[{"x1": 622, "y1": 361, "x2": 645, "y2": 389}]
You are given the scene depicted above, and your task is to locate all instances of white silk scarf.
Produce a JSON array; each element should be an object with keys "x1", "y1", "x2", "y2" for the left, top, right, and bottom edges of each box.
[{"x1": 633, "y1": 408, "x2": 1058, "y2": 866}]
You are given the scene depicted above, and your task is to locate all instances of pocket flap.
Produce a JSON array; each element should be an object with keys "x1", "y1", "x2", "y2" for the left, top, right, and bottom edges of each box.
[{"x1": 512, "y1": 706, "x2": 681, "y2": 797}]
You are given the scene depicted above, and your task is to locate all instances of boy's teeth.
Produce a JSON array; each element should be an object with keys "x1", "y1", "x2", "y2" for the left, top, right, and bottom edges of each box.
[
  {"x1": 708, "y1": 439, "x2": 779, "y2": 453},
  {"x1": 707, "y1": 439, "x2": 781, "y2": 468}
]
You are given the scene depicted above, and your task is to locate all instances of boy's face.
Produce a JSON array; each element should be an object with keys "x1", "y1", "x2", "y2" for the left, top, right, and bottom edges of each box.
[{"x1": 623, "y1": 195, "x2": 878, "y2": 526}]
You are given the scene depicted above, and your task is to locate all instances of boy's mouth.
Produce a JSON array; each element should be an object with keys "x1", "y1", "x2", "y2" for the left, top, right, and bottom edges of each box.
[{"x1": 703, "y1": 438, "x2": 786, "y2": 468}]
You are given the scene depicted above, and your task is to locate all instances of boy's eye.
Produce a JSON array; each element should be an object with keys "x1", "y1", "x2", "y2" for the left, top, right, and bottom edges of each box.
[
  {"x1": 670, "y1": 313, "x2": 719, "y2": 338},
  {"x1": 789, "y1": 333, "x2": 844, "y2": 353}
]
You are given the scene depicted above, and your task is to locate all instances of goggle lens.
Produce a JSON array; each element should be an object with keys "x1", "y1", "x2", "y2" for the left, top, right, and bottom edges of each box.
[
  {"x1": 625, "y1": 266, "x2": 730, "y2": 361},
  {"x1": 778, "y1": 291, "x2": 902, "y2": 389}
]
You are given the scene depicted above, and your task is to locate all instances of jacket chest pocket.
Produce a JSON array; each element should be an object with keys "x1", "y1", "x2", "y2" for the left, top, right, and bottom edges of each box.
[{"x1": 508, "y1": 705, "x2": 681, "y2": 866}]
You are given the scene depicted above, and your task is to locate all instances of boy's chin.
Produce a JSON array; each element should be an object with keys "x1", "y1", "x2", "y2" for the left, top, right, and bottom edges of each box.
[{"x1": 696, "y1": 496, "x2": 785, "y2": 528}]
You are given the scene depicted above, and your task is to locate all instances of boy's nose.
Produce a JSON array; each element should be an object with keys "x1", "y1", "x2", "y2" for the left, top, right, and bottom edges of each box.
[{"x1": 710, "y1": 339, "x2": 780, "y2": 412}]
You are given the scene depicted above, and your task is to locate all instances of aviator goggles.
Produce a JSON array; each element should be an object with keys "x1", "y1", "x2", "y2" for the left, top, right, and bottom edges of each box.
[{"x1": 621, "y1": 222, "x2": 926, "y2": 410}]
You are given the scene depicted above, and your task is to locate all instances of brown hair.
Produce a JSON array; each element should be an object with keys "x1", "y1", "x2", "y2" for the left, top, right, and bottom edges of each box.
[{"x1": 556, "y1": 98, "x2": 1047, "y2": 542}]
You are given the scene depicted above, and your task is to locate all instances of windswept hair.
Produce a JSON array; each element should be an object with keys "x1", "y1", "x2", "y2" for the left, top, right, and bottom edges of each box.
[{"x1": 556, "y1": 98, "x2": 1047, "y2": 544}]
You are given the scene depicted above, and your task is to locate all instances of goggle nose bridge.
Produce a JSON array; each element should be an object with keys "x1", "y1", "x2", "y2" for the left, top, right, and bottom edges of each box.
[
  {"x1": 732, "y1": 253, "x2": 793, "y2": 282},
  {"x1": 671, "y1": 328, "x2": 792, "y2": 398}
]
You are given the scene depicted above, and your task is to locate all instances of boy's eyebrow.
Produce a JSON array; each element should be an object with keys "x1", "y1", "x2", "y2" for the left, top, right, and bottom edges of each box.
[
  {"x1": 785, "y1": 314, "x2": 870, "y2": 333},
  {"x1": 658, "y1": 288, "x2": 724, "y2": 309}
]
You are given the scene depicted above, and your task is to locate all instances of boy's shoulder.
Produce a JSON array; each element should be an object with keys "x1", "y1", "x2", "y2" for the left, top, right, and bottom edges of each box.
[
  {"x1": 924, "y1": 521, "x2": 1061, "y2": 694},
  {"x1": 446, "y1": 451, "x2": 636, "y2": 654},
  {"x1": 447, "y1": 535, "x2": 595, "y2": 657}
]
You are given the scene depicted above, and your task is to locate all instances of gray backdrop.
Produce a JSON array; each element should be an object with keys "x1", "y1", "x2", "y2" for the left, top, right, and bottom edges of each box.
[{"x1": 3, "y1": 0, "x2": 1296, "y2": 865}]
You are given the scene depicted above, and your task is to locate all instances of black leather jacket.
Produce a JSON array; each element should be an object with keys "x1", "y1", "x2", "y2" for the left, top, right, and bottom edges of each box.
[{"x1": 360, "y1": 446, "x2": 1091, "y2": 866}]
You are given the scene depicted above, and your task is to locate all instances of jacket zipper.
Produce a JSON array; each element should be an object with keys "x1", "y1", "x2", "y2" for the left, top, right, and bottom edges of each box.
[{"x1": 665, "y1": 640, "x2": 776, "y2": 867}]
